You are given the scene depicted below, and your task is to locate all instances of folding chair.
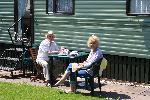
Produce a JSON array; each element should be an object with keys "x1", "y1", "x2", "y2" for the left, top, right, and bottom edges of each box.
[
  {"x1": 75, "y1": 57, "x2": 107, "y2": 95},
  {"x1": 29, "y1": 48, "x2": 43, "y2": 81}
]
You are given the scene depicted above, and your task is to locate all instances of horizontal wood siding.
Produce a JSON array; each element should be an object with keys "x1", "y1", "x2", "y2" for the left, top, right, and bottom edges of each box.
[
  {"x1": 0, "y1": 0, "x2": 14, "y2": 43},
  {"x1": 34, "y1": 0, "x2": 150, "y2": 59}
]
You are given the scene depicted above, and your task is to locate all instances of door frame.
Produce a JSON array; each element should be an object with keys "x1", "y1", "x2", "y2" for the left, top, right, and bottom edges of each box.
[{"x1": 14, "y1": 0, "x2": 34, "y2": 46}]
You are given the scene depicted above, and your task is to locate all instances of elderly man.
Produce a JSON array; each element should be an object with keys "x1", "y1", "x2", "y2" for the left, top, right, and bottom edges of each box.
[{"x1": 36, "y1": 31, "x2": 60, "y2": 86}]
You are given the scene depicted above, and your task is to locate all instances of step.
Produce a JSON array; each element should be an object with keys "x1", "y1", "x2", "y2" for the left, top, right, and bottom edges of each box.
[
  {"x1": 5, "y1": 48, "x2": 23, "y2": 52},
  {"x1": 0, "y1": 66, "x2": 15, "y2": 71},
  {"x1": 0, "y1": 57, "x2": 19, "y2": 61}
]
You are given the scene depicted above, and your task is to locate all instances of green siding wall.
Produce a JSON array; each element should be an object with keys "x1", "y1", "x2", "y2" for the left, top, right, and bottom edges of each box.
[
  {"x1": 0, "y1": 0, "x2": 150, "y2": 84},
  {"x1": 0, "y1": 0, "x2": 150, "y2": 59},
  {"x1": 0, "y1": 0, "x2": 14, "y2": 43},
  {"x1": 34, "y1": 0, "x2": 150, "y2": 59}
]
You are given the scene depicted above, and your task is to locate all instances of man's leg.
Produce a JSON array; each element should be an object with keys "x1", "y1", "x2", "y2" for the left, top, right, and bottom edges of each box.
[{"x1": 36, "y1": 60, "x2": 50, "y2": 82}]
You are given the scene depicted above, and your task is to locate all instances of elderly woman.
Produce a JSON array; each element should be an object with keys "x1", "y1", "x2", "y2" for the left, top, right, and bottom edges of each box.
[{"x1": 54, "y1": 35, "x2": 103, "y2": 93}]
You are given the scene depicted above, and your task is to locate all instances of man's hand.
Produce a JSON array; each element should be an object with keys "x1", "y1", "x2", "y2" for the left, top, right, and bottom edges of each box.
[{"x1": 48, "y1": 51, "x2": 59, "y2": 54}]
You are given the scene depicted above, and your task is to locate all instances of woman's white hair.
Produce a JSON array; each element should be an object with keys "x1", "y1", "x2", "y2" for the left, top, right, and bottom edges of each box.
[{"x1": 87, "y1": 34, "x2": 100, "y2": 47}]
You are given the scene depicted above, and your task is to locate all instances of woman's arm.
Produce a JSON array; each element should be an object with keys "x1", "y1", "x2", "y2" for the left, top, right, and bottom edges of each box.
[
  {"x1": 77, "y1": 61, "x2": 88, "y2": 69},
  {"x1": 83, "y1": 48, "x2": 103, "y2": 69}
]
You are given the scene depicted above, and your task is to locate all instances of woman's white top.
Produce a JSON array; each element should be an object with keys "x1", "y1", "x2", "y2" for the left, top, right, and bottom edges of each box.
[{"x1": 84, "y1": 48, "x2": 103, "y2": 76}]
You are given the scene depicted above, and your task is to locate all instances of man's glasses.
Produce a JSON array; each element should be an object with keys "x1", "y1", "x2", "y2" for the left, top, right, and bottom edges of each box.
[{"x1": 48, "y1": 35, "x2": 55, "y2": 38}]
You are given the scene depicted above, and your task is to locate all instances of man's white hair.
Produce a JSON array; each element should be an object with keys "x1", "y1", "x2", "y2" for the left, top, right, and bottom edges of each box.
[{"x1": 45, "y1": 31, "x2": 54, "y2": 38}]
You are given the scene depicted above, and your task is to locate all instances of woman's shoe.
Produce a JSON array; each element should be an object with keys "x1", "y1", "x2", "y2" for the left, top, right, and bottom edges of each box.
[
  {"x1": 64, "y1": 89, "x2": 76, "y2": 93},
  {"x1": 54, "y1": 72, "x2": 70, "y2": 86}
]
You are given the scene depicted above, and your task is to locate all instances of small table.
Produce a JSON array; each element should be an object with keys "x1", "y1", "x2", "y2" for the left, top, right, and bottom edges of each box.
[{"x1": 48, "y1": 52, "x2": 88, "y2": 86}]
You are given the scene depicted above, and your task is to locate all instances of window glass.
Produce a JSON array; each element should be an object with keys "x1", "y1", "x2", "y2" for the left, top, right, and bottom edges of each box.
[
  {"x1": 56, "y1": 0, "x2": 73, "y2": 13},
  {"x1": 47, "y1": 0, "x2": 74, "y2": 15},
  {"x1": 47, "y1": 0, "x2": 53, "y2": 13},
  {"x1": 127, "y1": 0, "x2": 150, "y2": 16},
  {"x1": 18, "y1": 0, "x2": 27, "y2": 34}
]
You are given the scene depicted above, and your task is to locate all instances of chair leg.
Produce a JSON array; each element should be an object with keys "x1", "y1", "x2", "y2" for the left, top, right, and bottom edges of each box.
[
  {"x1": 31, "y1": 73, "x2": 41, "y2": 82},
  {"x1": 31, "y1": 68, "x2": 43, "y2": 82},
  {"x1": 89, "y1": 78, "x2": 94, "y2": 95},
  {"x1": 85, "y1": 78, "x2": 89, "y2": 90},
  {"x1": 10, "y1": 71, "x2": 13, "y2": 77},
  {"x1": 98, "y1": 76, "x2": 101, "y2": 92}
]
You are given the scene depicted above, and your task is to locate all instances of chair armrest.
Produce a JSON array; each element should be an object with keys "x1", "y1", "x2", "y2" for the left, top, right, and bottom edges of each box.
[{"x1": 99, "y1": 68, "x2": 103, "y2": 76}]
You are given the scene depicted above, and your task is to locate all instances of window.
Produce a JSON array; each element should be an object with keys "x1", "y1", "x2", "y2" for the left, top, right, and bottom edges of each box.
[
  {"x1": 14, "y1": 0, "x2": 28, "y2": 36},
  {"x1": 46, "y1": 0, "x2": 75, "y2": 15},
  {"x1": 14, "y1": 0, "x2": 33, "y2": 44},
  {"x1": 126, "y1": 0, "x2": 150, "y2": 16}
]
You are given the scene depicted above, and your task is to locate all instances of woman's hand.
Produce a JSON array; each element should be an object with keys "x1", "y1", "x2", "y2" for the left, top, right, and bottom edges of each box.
[
  {"x1": 83, "y1": 61, "x2": 87, "y2": 64},
  {"x1": 77, "y1": 63, "x2": 84, "y2": 69},
  {"x1": 77, "y1": 61, "x2": 87, "y2": 69}
]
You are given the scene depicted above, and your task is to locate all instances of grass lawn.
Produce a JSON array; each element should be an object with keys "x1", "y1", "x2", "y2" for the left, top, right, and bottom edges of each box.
[{"x1": 0, "y1": 82, "x2": 106, "y2": 100}]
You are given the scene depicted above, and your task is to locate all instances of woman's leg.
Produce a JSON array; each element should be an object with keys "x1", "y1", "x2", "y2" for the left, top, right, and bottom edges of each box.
[
  {"x1": 54, "y1": 63, "x2": 72, "y2": 86},
  {"x1": 70, "y1": 69, "x2": 91, "y2": 83},
  {"x1": 69, "y1": 69, "x2": 91, "y2": 92},
  {"x1": 78, "y1": 70, "x2": 91, "y2": 77}
]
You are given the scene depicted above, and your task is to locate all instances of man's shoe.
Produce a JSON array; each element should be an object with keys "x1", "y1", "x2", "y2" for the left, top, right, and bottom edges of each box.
[
  {"x1": 46, "y1": 83, "x2": 51, "y2": 87},
  {"x1": 45, "y1": 80, "x2": 51, "y2": 87}
]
